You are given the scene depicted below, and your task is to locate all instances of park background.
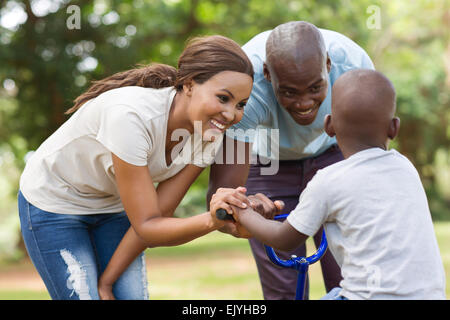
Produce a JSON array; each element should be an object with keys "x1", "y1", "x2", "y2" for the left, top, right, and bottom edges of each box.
[{"x1": 0, "y1": 0, "x2": 449, "y2": 299}]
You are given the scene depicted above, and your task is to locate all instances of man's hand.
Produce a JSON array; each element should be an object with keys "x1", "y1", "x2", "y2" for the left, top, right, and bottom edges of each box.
[{"x1": 247, "y1": 193, "x2": 285, "y2": 219}]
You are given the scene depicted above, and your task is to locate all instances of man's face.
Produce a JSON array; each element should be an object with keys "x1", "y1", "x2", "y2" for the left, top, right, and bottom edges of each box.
[{"x1": 264, "y1": 55, "x2": 331, "y2": 125}]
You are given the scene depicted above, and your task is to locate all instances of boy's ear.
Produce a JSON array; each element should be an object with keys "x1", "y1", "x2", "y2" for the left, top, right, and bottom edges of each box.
[
  {"x1": 324, "y1": 114, "x2": 336, "y2": 138},
  {"x1": 263, "y1": 63, "x2": 271, "y2": 82},
  {"x1": 388, "y1": 116, "x2": 401, "y2": 140}
]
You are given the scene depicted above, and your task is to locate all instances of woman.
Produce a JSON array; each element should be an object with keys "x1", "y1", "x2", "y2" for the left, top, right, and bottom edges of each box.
[{"x1": 18, "y1": 35, "x2": 254, "y2": 300}]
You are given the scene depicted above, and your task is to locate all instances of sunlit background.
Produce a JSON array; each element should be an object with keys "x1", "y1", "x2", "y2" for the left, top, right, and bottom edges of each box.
[{"x1": 0, "y1": 0, "x2": 449, "y2": 299}]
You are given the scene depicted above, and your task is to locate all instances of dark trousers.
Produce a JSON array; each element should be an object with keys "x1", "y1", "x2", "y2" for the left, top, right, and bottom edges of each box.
[{"x1": 245, "y1": 145, "x2": 344, "y2": 300}]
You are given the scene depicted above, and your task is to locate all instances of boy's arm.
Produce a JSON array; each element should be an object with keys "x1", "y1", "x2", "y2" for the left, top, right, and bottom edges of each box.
[{"x1": 233, "y1": 206, "x2": 308, "y2": 252}]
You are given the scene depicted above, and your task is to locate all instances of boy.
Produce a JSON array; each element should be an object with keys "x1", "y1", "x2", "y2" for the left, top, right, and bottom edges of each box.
[{"x1": 212, "y1": 69, "x2": 446, "y2": 299}]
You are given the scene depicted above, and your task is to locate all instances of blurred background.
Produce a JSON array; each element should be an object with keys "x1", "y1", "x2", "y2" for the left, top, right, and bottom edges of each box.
[{"x1": 0, "y1": 0, "x2": 449, "y2": 299}]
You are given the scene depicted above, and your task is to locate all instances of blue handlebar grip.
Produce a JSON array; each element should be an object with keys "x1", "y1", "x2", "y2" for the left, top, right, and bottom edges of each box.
[{"x1": 216, "y1": 208, "x2": 235, "y2": 221}]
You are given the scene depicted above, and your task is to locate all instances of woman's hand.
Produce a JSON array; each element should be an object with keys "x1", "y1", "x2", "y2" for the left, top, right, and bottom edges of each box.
[{"x1": 209, "y1": 187, "x2": 253, "y2": 238}]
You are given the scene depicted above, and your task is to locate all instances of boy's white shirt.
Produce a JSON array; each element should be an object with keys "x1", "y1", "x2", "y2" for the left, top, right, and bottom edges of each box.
[
  {"x1": 20, "y1": 86, "x2": 223, "y2": 215},
  {"x1": 287, "y1": 147, "x2": 446, "y2": 299}
]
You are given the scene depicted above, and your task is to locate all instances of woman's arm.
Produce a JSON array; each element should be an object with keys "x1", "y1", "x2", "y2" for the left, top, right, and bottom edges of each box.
[{"x1": 112, "y1": 154, "x2": 224, "y2": 245}]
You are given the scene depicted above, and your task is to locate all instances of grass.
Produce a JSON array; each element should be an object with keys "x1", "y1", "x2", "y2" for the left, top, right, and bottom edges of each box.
[{"x1": 0, "y1": 222, "x2": 449, "y2": 300}]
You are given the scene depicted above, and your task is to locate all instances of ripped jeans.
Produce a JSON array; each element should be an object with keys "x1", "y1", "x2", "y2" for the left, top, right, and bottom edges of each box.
[{"x1": 18, "y1": 191, "x2": 148, "y2": 300}]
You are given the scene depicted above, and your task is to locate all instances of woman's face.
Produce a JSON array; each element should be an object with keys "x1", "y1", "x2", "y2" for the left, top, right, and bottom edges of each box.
[{"x1": 185, "y1": 71, "x2": 253, "y2": 141}]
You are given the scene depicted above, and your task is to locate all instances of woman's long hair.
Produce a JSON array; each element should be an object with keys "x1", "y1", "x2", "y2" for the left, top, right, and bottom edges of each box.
[{"x1": 66, "y1": 35, "x2": 254, "y2": 114}]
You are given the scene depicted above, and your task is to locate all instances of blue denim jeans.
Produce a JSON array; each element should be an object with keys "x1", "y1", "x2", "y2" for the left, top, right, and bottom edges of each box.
[{"x1": 18, "y1": 191, "x2": 148, "y2": 300}]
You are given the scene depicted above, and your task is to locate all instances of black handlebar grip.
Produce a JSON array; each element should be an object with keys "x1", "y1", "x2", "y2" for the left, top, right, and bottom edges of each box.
[{"x1": 216, "y1": 208, "x2": 235, "y2": 221}]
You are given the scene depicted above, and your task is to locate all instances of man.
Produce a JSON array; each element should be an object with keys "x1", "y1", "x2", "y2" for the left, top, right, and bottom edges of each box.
[{"x1": 207, "y1": 21, "x2": 375, "y2": 300}]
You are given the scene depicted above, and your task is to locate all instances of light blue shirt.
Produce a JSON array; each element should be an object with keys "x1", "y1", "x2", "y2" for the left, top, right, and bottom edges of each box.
[{"x1": 226, "y1": 28, "x2": 375, "y2": 160}]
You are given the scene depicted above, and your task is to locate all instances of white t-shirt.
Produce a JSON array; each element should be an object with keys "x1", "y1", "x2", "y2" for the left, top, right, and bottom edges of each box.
[
  {"x1": 287, "y1": 148, "x2": 446, "y2": 299},
  {"x1": 20, "y1": 86, "x2": 223, "y2": 215}
]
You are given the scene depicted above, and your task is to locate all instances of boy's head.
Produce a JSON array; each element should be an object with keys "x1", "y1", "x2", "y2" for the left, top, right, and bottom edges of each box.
[{"x1": 324, "y1": 69, "x2": 400, "y2": 156}]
